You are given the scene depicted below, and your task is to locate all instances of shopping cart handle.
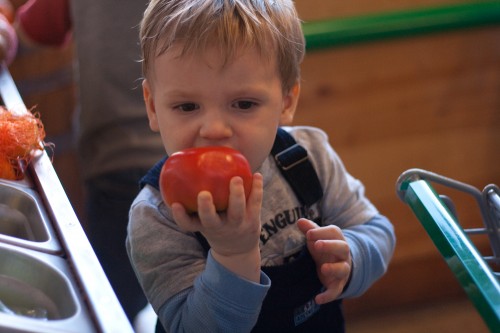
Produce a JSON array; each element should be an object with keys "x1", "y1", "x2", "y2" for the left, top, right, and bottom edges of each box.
[
  {"x1": 397, "y1": 172, "x2": 500, "y2": 331},
  {"x1": 396, "y1": 168, "x2": 482, "y2": 202}
]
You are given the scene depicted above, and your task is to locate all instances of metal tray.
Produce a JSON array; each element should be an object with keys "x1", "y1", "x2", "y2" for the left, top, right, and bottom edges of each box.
[
  {"x1": 0, "y1": 242, "x2": 94, "y2": 333},
  {"x1": 0, "y1": 180, "x2": 62, "y2": 255}
]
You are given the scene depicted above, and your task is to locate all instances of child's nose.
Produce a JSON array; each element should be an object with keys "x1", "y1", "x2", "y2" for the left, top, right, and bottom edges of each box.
[{"x1": 199, "y1": 110, "x2": 232, "y2": 141}]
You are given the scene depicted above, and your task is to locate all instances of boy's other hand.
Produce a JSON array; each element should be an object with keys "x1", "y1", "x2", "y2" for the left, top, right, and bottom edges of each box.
[{"x1": 297, "y1": 218, "x2": 352, "y2": 305}]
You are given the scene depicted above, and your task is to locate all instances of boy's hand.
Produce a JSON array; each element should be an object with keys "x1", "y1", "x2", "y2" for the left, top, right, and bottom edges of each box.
[
  {"x1": 171, "y1": 173, "x2": 263, "y2": 282},
  {"x1": 297, "y1": 218, "x2": 352, "y2": 305},
  {"x1": 0, "y1": 14, "x2": 16, "y2": 64}
]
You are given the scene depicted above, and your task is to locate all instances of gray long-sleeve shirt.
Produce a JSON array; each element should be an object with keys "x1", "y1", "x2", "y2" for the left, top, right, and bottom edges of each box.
[{"x1": 127, "y1": 126, "x2": 396, "y2": 332}]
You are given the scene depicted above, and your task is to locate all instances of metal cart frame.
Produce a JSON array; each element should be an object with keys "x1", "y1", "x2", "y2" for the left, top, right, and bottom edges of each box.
[
  {"x1": 0, "y1": 66, "x2": 134, "y2": 332},
  {"x1": 396, "y1": 168, "x2": 500, "y2": 332}
]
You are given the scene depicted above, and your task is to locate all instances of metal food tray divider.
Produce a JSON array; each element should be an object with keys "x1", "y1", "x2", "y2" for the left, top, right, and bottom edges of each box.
[
  {"x1": 396, "y1": 168, "x2": 500, "y2": 332},
  {"x1": 0, "y1": 65, "x2": 134, "y2": 332}
]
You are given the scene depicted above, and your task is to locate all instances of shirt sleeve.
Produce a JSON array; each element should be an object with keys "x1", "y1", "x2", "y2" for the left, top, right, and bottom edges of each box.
[
  {"x1": 17, "y1": 0, "x2": 71, "y2": 46},
  {"x1": 341, "y1": 214, "x2": 396, "y2": 298},
  {"x1": 157, "y1": 252, "x2": 270, "y2": 333},
  {"x1": 126, "y1": 187, "x2": 270, "y2": 332}
]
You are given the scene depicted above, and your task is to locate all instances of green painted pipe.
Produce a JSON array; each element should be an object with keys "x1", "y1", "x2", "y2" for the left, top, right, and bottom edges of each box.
[
  {"x1": 303, "y1": 2, "x2": 500, "y2": 50},
  {"x1": 401, "y1": 179, "x2": 500, "y2": 332}
]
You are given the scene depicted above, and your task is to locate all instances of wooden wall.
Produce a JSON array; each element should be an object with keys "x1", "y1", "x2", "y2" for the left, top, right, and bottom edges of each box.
[
  {"x1": 7, "y1": 0, "x2": 499, "y2": 318},
  {"x1": 294, "y1": 0, "x2": 500, "y2": 316}
]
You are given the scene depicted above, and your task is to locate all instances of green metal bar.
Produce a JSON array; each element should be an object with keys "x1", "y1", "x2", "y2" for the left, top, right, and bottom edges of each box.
[
  {"x1": 402, "y1": 180, "x2": 500, "y2": 332},
  {"x1": 303, "y1": 2, "x2": 500, "y2": 50}
]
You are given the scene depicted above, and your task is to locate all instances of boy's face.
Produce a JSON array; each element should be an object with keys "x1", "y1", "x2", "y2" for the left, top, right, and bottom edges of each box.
[{"x1": 143, "y1": 44, "x2": 300, "y2": 172}]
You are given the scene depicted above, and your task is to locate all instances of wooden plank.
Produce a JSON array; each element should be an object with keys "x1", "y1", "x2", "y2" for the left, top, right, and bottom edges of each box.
[
  {"x1": 295, "y1": 27, "x2": 500, "y2": 147},
  {"x1": 293, "y1": 23, "x2": 500, "y2": 310}
]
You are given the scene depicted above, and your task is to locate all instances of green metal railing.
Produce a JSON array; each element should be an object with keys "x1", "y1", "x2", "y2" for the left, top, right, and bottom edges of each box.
[
  {"x1": 303, "y1": 1, "x2": 500, "y2": 50},
  {"x1": 397, "y1": 169, "x2": 500, "y2": 332}
]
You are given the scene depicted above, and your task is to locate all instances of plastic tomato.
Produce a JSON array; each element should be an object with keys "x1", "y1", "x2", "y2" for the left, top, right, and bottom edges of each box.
[{"x1": 160, "y1": 146, "x2": 252, "y2": 212}]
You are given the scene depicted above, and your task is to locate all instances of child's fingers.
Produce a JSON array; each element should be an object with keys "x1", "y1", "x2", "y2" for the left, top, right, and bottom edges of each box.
[
  {"x1": 197, "y1": 191, "x2": 223, "y2": 228},
  {"x1": 171, "y1": 202, "x2": 201, "y2": 232},
  {"x1": 172, "y1": 191, "x2": 221, "y2": 231},
  {"x1": 314, "y1": 262, "x2": 351, "y2": 304},
  {"x1": 296, "y1": 218, "x2": 318, "y2": 235},
  {"x1": 314, "y1": 239, "x2": 350, "y2": 261},
  {"x1": 316, "y1": 259, "x2": 351, "y2": 305},
  {"x1": 226, "y1": 176, "x2": 247, "y2": 223},
  {"x1": 226, "y1": 173, "x2": 262, "y2": 228},
  {"x1": 246, "y1": 173, "x2": 263, "y2": 218},
  {"x1": 315, "y1": 285, "x2": 342, "y2": 305},
  {"x1": 306, "y1": 224, "x2": 344, "y2": 242},
  {"x1": 321, "y1": 261, "x2": 351, "y2": 280}
]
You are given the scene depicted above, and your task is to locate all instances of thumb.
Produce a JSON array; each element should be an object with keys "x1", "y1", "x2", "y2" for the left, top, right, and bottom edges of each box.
[{"x1": 297, "y1": 218, "x2": 318, "y2": 236}]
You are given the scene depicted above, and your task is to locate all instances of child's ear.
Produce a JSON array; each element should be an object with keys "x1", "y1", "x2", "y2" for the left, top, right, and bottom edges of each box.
[
  {"x1": 280, "y1": 82, "x2": 300, "y2": 125},
  {"x1": 143, "y1": 79, "x2": 160, "y2": 132}
]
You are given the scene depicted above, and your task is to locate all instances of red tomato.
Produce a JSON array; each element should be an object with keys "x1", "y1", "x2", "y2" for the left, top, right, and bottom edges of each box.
[{"x1": 160, "y1": 146, "x2": 253, "y2": 212}]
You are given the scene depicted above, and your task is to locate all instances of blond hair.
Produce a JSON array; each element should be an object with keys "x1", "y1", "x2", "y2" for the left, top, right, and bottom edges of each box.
[{"x1": 140, "y1": 0, "x2": 305, "y2": 92}]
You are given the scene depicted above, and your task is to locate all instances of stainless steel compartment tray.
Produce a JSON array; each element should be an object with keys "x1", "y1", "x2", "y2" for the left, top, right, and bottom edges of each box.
[
  {"x1": 0, "y1": 65, "x2": 133, "y2": 332},
  {"x1": 0, "y1": 180, "x2": 62, "y2": 255},
  {"x1": 0, "y1": 242, "x2": 95, "y2": 333}
]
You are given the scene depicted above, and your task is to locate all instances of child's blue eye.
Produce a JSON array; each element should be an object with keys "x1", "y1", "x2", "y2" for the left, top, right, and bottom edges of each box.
[{"x1": 176, "y1": 103, "x2": 199, "y2": 112}]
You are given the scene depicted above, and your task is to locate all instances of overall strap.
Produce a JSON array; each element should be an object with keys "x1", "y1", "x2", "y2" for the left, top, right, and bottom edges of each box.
[{"x1": 271, "y1": 128, "x2": 323, "y2": 206}]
